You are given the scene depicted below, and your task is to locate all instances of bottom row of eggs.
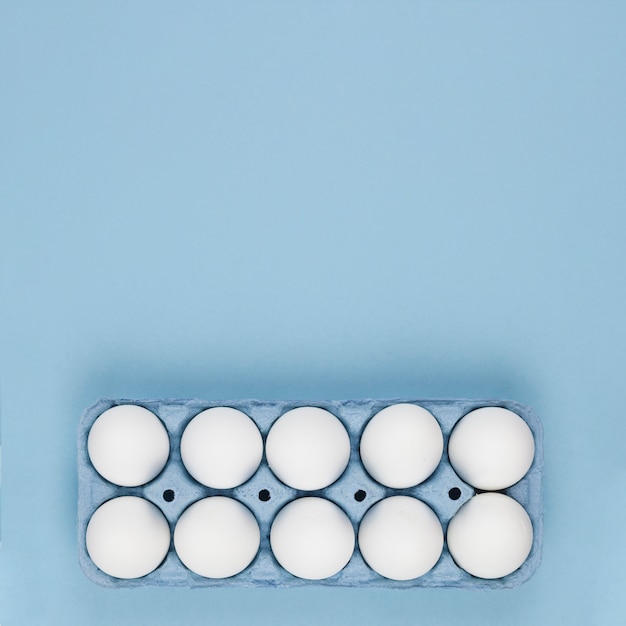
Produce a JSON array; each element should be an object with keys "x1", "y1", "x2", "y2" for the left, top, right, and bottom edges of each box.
[{"x1": 86, "y1": 493, "x2": 533, "y2": 583}]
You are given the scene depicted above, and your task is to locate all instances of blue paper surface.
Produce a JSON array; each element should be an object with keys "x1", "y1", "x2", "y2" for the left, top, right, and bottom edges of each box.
[{"x1": 1, "y1": 1, "x2": 626, "y2": 624}]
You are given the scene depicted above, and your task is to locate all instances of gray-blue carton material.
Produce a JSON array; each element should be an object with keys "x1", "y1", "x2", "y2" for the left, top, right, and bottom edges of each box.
[{"x1": 77, "y1": 398, "x2": 543, "y2": 589}]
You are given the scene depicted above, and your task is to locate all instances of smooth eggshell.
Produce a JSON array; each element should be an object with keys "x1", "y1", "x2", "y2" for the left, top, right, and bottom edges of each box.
[
  {"x1": 266, "y1": 407, "x2": 350, "y2": 490},
  {"x1": 446, "y1": 492, "x2": 533, "y2": 579},
  {"x1": 180, "y1": 407, "x2": 263, "y2": 489},
  {"x1": 359, "y1": 404, "x2": 443, "y2": 488},
  {"x1": 87, "y1": 404, "x2": 170, "y2": 487},
  {"x1": 448, "y1": 406, "x2": 535, "y2": 490},
  {"x1": 358, "y1": 496, "x2": 444, "y2": 580},
  {"x1": 270, "y1": 497, "x2": 355, "y2": 580},
  {"x1": 86, "y1": 496, "x2": 170, "y2": 579},
  {"x1": 174, "y1": 497, "x2": 260, "y2": 579}
]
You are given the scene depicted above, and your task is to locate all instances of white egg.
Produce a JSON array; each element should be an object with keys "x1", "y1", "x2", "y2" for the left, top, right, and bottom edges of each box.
[
  {"x1": 86, "y1": 496, "x2": 170, "y2": 579},
  {"x1": 270, "y1": 497, "x2": 355, "y2": 580},
  {"x1": 87, "y1": 404, "x2": 170, "y2": 487},
  {"x1": 266, "y1": 407, "x2": 351, "y2": 490},
  {"x1": 174, "y1": 497, "x2": 260, "y2": 578},
  {"x1": 448, "y1": 406, "x2": 535, "y2": 490},
  {"x1": 180, "y1": 407, "x2": 263, "y2": 489},
  {"x1": 446, "y1": 493, "x2": 533, "y2": 579},
  {"x1": 359, "y1": 404, "x2": 443, "y2": 488},
  {"x1": 358, "y1": 496, "x2": 443, "y2": 580}
]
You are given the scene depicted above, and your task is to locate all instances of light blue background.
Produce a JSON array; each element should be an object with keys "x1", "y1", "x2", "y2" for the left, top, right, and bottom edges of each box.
[{"x1": 1, "y1": 1, "x2": 625, "y2": 624}]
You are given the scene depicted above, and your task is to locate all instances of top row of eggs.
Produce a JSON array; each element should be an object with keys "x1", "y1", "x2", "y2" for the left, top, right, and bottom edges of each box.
[{"x1": 87, "y1": 403, "x2": 535, "y2": 492}]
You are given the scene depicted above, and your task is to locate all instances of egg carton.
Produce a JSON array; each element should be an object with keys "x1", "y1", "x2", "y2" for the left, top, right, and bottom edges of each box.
[{"x1": 77, "y1": 398, "x2": 543, "y2": 589}]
